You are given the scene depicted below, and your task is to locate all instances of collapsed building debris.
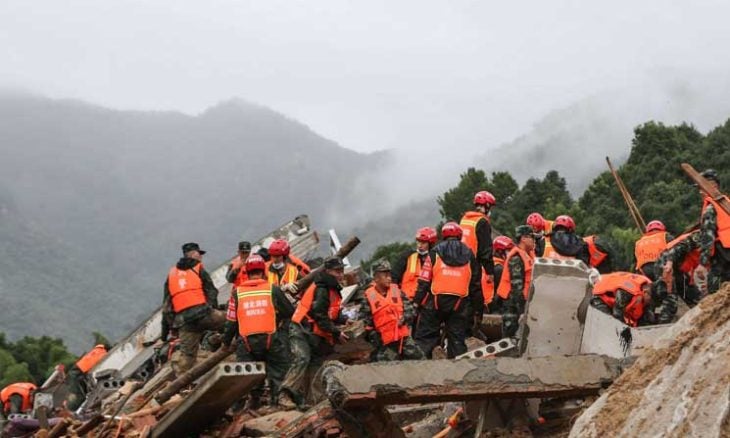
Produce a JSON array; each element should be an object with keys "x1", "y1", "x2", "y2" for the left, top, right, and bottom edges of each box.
[{"x1": 570, "y1": 283, "x2": 730, "y2": 438}]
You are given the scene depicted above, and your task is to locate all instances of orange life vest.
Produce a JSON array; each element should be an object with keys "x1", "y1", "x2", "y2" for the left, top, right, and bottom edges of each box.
[
  {"x1": 635, "y1": 231, "x2": 668, "y2": 271},
  {"x1": 666, "y1": 233, "x2": 701, "y2": 275},
  {"x1": 460, "y1": 211, "x2": 489, "y2": 255},
  {"x1": 541, "y1": 220, "x2": 555, "y2": 256},
  {"x1": 497, "y1": 247, "x2": 533, "y2": 300},
  {"x1": 235, "y1": 279, "x2": 277, "y2": 343},
  {"x1": 1, "y1": 383, "x2": 36, "y2": 413},
  {"x1": 431, "y1": 255, "x2": 471, "y2": 298},
  {"x1": 292, "y1": 283, "x2": 342, "y2": 345},
  {"x1": 229, "y1": 256, "x2": 249, "y2": 288},
  {"x1": 365, "y1": 284, "x2": 410, "y2": 345},
  {"x1": 75, "y1": 344, "x2": 107, "y2": 373},
  {"x1": 482, "y1": 256, "x2": 505, "y2": 304},
  {"x1": 267, "y1": 262, "x2": 299, "y2": 286},
  {"x1": 592, "y1": 272, "x2": 650, "y2": 327},
  {"x1": 288, "y1": 254, "x2": 312, "y2": 275},
  {"x1": 702, "y1": 195, "x2": 730, "y2": 248},
  {"x1": 167, "y1": 264, "x2": 207, "y2": 313},
  {"x1": 583, "y1": 235, "x2": 608, "y2": 268},
  {"x1": 400, "y1": 252, "x2": 421, "y2": 299}
]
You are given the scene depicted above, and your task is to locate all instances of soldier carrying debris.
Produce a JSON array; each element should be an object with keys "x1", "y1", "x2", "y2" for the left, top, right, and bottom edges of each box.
[
  {"x1": 696, "y1": 169, "x2": 730, "y2": 294},
  {"x1": 222, "y1": 254, "x2": 294, "y2": 409},
  {"x1": 161, "y1": 242, "x2": 225, "y2": 376},
  {"x1": 360, "y1": 260, "x2": 425, "y2": 361}
]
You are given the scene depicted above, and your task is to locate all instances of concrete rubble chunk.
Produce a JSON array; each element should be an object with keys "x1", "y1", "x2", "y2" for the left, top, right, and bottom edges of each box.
[
  {"x1": 456, "y1": 337, "x2": 516, "y2": 359},
  {"x1": 240, "y1": 410, "x2": 301, "y2": 437},
  {"x1": 570, "y1": 283, "x2": 730, "y2": 438},
  {"x1": 151, "y1": 362, "x2": 265, "y2": 438},
  {"x1": 323, "y1": 355, "x2": 621, "y2": 408}
]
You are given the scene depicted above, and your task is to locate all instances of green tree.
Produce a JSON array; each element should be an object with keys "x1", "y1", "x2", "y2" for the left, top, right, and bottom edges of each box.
[
  {"x1": 6, "y1": 335, "x2": 76, "y2": 384},
  {"x1": 360, "y1": 241, "x2": 413, "y2": 274},
  {"x1": 437, "y1": 168, "x2": 490, "y2": 221}
]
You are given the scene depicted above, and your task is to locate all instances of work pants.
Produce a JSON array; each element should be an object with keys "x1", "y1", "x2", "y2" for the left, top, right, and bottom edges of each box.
[
  {"x1": 279, "y1": 322, "x2": 333, "y2": 405},
  {"x1": 235, "y1": 332, "x2": 290, "y2": 405},
  {"x1": 414, "y1": 295, "x2": 470, "y2": 358},
  {"x1": 170, "y1": 309, "x2": 225, "y2": 376},
  {"x1": 371, "y1": 336, "x2": 425, "y2": 362}
]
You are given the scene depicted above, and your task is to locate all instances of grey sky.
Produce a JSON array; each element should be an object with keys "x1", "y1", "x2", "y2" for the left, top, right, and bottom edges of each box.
[{"x1": 2, "y1": 0, "x2": 730, "y2": 155}]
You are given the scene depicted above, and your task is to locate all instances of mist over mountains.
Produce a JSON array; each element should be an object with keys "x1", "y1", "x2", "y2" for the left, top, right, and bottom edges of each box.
[{"x1": 1, "y1": 81, "x2": 729, "y2": 351}]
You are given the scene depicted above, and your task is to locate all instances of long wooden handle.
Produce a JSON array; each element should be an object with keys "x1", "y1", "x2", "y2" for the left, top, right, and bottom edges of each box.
[
  {"x1": 295, "y1": 236, "x2": 361, "y2": 291},
  {"x1": 606, "y1": 157, "x2": 646, "y2": 232},
  {"x1": 681, "y1": 163, "x2": 730, "y2": 215}
]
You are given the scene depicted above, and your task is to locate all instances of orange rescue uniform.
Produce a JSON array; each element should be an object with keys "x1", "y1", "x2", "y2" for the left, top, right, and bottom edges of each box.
[
  {"x1": 167, "y1": 264, "x2": 207, "y2": 313},
  {"x1": 496, "y1": 247, "x2": 533, "y2": 300},
  {"x1": 400, "y1": 252, "x2": 422, "y2": 299},
  {"x1": 1, "y1": 383, "x2": 36, "y2": 413},
  {"x1": 365, "y1": 285, "x2": 410, "y2": 345},
  {"x1": 634, "y1": 231, "x2": 668, "y2": 272},
  {"x1": 702, "y1": 195, "x2": 730, "y2": 249},
  {"x1": 592, "y1": 272, "x2": 650, "y2": 327},
  {"x1": 235, "y1": 279, "x2": 277, "y2": 348},
  {"x1": 583, "y1": 235, "x2": 608, "y2": 268},
  {"x1": 291, "y1": 284, "x2": 342, "y2": 345},
  {"x1": 75, "y1": 344, "x2": 108, "y2": 373}
]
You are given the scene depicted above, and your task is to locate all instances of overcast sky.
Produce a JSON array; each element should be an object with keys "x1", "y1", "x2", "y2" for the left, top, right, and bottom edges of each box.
[{"x1": 2, "y1": 0, "x2": 730, "y2": 155}]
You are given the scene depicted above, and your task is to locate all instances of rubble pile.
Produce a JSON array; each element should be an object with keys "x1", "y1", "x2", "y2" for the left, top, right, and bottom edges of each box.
[{"x1": 570, "y1": 283, "x2": 730, "y2": 437}]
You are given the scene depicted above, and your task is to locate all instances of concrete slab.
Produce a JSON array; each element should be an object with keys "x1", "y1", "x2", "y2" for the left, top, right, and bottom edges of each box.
[
  {"x1": 151, "y1": 362, "x2": 265, "y2": 438},
  {"x1": 523, "y1": 258, "x2": 591, "y2": 357},
  {"x1": 323, "y1": 355, "x2": 621, "y2": 408},
  {"x1": 580, "y1": 306, "x2": 671, "y2": 358}
]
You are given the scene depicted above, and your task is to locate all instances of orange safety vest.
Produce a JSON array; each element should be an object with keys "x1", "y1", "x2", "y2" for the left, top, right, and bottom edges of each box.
[
  {"x1": 229, "y1": 256, "x2": 249, "y2": 288},
  {"x1": 482, "y1": 256, "x2": 505, "y2": 304},
  {"x1": 1, "y1": 383, "x2": 36, "y2": 413},
  {"x1": 267, "y1": 262, "x2": 299, "y2": 286},
  {"x1": 541, "y1": 220, "x2": 555, "y2": 256},
  {"x1": 460, "y1": 211, "x2": 489, "y2": 255},
  {"x1": 288, "y1": 254, "x2": 312, "y2": 275},
  {"x1": 400, "y1": 252, "x2": 421, "y2": 299},
  {"x1": 365, "y1": 284, "x2": 410, "y2": 345},
  {"x1": 431, "y1": 255, "x2": 471, "y2": 298},
  {"x1": 235, "y1": 279, "x2": 277, "y2": 343},
  {"x1": 292, "y1": 284, "x2": 342, "y2": 345},
  {"x1": 702, "y1": 195, "x2": 730, "y2": 249},
  {"x1": 167, "y1": 264, "x2": 207, "y2": 313},
  {"x1": 75, "y1": 344, "x2": 108, "y2": 373},
  {"x1": 583, "y1": 235, "x2": 608, "y2": 268},
  {"x1": 496, "y1": 247, "x2": 533, "y2": 300},
  {"x1": 666, "y1": 233, "x2": 701, "y2": 275},
  {"x1": 635, "y1": 231, "x2": 668, "y2": 271},
  {"x1": 592, "y1": 272, "x2": 650, "y2": 327}
]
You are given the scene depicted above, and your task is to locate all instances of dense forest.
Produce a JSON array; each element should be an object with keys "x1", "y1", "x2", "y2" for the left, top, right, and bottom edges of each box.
[{"x1": 364, "y1": 119, "x2": 730, "y2": 270}]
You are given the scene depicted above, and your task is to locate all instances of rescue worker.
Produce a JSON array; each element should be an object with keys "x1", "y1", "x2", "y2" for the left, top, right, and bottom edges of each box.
[
  {"x1": 1, "y1": 383, "x2": 36, "y2": 416},
  {"x1": 222, "y1": 254, "x2": 294, "y2": 409},
  {"x1": 591, "y1": 272, "x2": 654, "y2": 327},
  {"x1": 161, "y1": 242, "x2": 225, "y2": 376},
  {"x1": 66, "y1": 344, "x2": 109, "y2": 410},
  {"x1": 583, "y1": 235, "x2": 615, "y2": 274},
  {"x1": 543, "y1": 215, "x2": 590, "y2": 265},
  {"x1": 497, "y1": 226, "x2": 535, "y2": 337},
  {"x1": 226, "y1": 241, "x2": 252, "y2": 288},
  {"x1": 485, "y1": 235, "x2": 514, "y2": 314},
  {"x1": 697, "y1": 169, "x2": 730, "y2": 294},
  {"x1": 280, "y1": 256, "x2": 349, "y2": 410},
  {"x1": 526, "y1": 212, "x2": 551, "y2": 257},
  {"x1": 391, "y1": 227, "x2": 438, "y2": 300},
  {"x1": 460, "y1": 191, "x2": 496, "y2": 282},
  {"x1": 361, "y1": 260, "x2": 425, "y2": 361},
  {"x1": 634, "y1": 221, "x2": 673, "y2": 281},
  {"x1": 413, "y1": 222, "x2": 482, "y2": 358},
  {"x1": 267, "y1": 239, "x2": 301, "y2": 296},
  {"x1": 656, "y1": 231, "x2": 702, "y2": 309}
]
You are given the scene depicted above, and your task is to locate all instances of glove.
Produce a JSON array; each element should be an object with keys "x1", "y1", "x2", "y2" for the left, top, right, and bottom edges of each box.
[{"x1": 281, "y1": 283, "x2": 299, "y2": 294}]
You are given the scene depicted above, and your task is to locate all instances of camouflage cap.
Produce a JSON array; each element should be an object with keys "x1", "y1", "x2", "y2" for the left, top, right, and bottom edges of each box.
[
  {"x1": 324, "y1": 256, "x2": 345, "y2": 270},
  {"x1": 514, "y1": 225, "x2": 535, "y2": 240},
  {"x1": 701, "y1": 169, "x2": 719, "y2": 183},
  {"x1": 371, "y1": 259, "x2": 392, "y2": 273}
]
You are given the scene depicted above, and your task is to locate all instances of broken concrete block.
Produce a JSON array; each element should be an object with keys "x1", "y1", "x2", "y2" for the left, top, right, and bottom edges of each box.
[
  {"x1": 456, "y1": 338, "x2": 516, "y2": 360},
  {"x1": 241, "y1": 410, "x2": 301, "y2": 436},
  {"x1": 151, "y1": 362, "x2": 265, "y2": 438}
]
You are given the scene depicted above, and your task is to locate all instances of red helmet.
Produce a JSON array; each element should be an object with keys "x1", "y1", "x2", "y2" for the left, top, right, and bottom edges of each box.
[
  {"x1": 245, "y1": 254, "x2": 266, "y2": 272},
  {"x1": 268, "y1": 239, "x2": 290, "y2": 256},
  {"x1": 493, "y1": 236, "x2": 515, "y2": 252},
  {"x1": 526, "y1": 212, "x2": 546, "y2": 232},
  {"x1": 441, "y1": 221, "x2": 463, "y2": 239},
  {"x1": 415, "y1": 227, "x2": 438, "y2": 244},
  {"x1": 646, "y1": 220, "x2": 666, "y2": 233},
  {"x1": 473, "y1": 191, "x2": 496, "y2": 206},
  {"x1": 554, "y1": 215, "x2": 576, "y2": 232}
]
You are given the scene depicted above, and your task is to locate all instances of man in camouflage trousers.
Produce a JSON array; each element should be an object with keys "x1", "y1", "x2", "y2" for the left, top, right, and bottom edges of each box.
[
  {"x1": 697, "y1": 169, "x2": 730, "y2": 294},
  {"x1": 498, "y1": 226, "x2": 535, "y2": 337},
  {"x1": 361, "y1": 260, "x2": 424, "y2": 361},
  {"x1": 655, "y1": 232, "x2": 702, "y2": 310}
]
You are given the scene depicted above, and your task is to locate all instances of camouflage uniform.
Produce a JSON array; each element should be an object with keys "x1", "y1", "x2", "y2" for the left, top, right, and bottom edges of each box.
[
  {"x1": 613, "y1": 288, "x2": 657, "y2": 326},
  {"x1": 360, "y1": 283, "x2": 424, "y2": 362},
  {"x1": 700, "y1": 203, "x2": 730, "y2": 294},
  {"x1": 655, "y1": 233, "x2": 701, "y2": 309},
  {"x1": 501, "y1": 255, "x2": 526, "y2": 337}
]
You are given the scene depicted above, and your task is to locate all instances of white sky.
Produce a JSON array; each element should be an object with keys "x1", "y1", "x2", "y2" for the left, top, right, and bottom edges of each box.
[{"x1": 2, "y1": 0, "x2": 730, "y2": 154}]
